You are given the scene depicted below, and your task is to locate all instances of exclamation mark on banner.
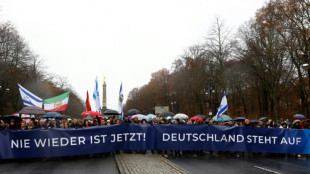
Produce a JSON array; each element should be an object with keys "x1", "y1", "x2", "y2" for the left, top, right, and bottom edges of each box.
[{"x1": 143, "y1": 133, "x2": 146, "y2": 141}]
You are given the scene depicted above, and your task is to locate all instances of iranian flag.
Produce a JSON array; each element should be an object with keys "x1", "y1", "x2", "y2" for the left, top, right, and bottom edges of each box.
[{"x1": 44, "y1": 92, "x2": 70, "y2": 111}]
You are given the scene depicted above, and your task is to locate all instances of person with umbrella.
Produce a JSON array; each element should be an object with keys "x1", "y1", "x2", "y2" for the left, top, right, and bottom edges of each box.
[
  {"x1": 269, "y1": 120, "x2": 277, "y2": 128},
  {"x1": 227, "y1": 120, "x2": 233, "y2": 127},
  {"x1": 115, "y1": 119, "x2": 121, "y2": 125},
  {"x1": 281, "y1": 122, "x2": 288, "y2": 129},
  {"x1": 27, "y1": 120, "x2": 35, "y2": 130},
  {"x1": 71, "y1": 119, "x2": 79, "y2": 128},
  {"x1": 149, "y1": 116, "x2": 158, "y2": 125},
  {"x1": 292, "y1": 120, "x2": 302, "y2": 158},
  {"x1": 173, "y1": 119, "x2": 182, "y2": 157},
  {"x1": 132, "y1": 116, "x2": 139, "y2": 124},
  {"x1": 244, "y1": 119, "x2": 250, "y2": 127},
  {"x1": 0, "y1": 120, "x2": 5, "y2": 130},
  {"x1": 20, "y1": 122, "x2": 27, "y2": 130},
  {"x1": 9, "y1": 119, "x2": 18, "y2": 130},
  {"x1": 292, "y1": 120, "x2": 302, "y2": 129},
  {"x1": 100, "y1": 119, "x2": 106, "y2": 126},
  {"x1": 122, "y1": 115, "x2": 131, "y2": 124},
  {"x1": 63, "y1": 122, "x2": 70, "y2": 128},
  {"x1": 36, "y1": 119, "x2": 47, "y2": 129},
  {"x1": 159, "y1": 118, "x2": 169, "y2": 158},
  {"x1": 186, "y1": 119, "x2": 193, "y2": 124},
  {"x1": 84, "y1": 120, "x2": 90, "y2": 127},
  {"x1": 48, "y1": 118, "x2": 59, "y2": 129},
  {"x1": 256, "y1": 120, "x2": 265, "y2": 128},
  {"x1": 276, "y1": 121, "x2": 283, "y2": 128}
]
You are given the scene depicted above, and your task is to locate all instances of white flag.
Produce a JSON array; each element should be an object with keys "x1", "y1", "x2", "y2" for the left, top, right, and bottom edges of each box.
[
  {"x1": 18, "y1": 84, "x2": 43, "y2": 108},
  {"x1": 216, "y1": 92, "x2": 228, "y2": 119},
  {"x1": 118, "y1": 82, "x2": 123, "y2": 116},
  {"x1": 93, "y1": 77, "x2": 101, "y2": 111}
]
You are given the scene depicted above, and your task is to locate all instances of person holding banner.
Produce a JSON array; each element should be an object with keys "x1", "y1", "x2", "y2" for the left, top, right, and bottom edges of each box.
[
  {"x1": 132, "y1": 116, "x2": 139, "y2": 124},
  {"x1": 0, "y1": 120, "x2": 5, "y2": 130},
  {"x1": 20, "y1": 122, "x2": 27, "y2": 130},
  {"x1": 173, "y1": 119, "x2": 182, "y2": 157},
  {"x1": 36, "y1": 119, "x2": 47, "y2": 129},
  {"x1": 9, "y1": 119, "x2": 18, "y2": 130},
  {"x1": 123, "y1": 115, "x2": 131, "y2": 124},
  {"x1": 159, "y1": 118, "x2": 169, "y2": 158},
  {"x1": 27, "y1": 120, "x2": 35, "y2": 130}
]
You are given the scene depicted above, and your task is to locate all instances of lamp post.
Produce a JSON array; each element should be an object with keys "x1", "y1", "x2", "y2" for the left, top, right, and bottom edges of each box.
[
  {"x1": 0, "y1": 81, "x2": 10, "y2": 116},
  {"x1": 205, "y1": 87, "x2": 215, "y2": 118},
  {"x1": 302, "y1": 53, "x2": 310, "y2": 119},
  {"x1": 171, "y1": 101, "x2": 176, "y2": 113},
  {"x1": 169, "y1": 91, "x2": 176, "y2": 113}
]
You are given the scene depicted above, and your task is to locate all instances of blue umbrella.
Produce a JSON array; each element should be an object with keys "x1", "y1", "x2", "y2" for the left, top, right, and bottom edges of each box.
[
  {"x1": 147, "y1": 114, "x2": 156, "y2": 119},
  {"x1": 212, "y1": 115, "x2": 232, "y2": 122},
  {"x1": 293, "y1": 114, "x2": 305, "y2": 119}
]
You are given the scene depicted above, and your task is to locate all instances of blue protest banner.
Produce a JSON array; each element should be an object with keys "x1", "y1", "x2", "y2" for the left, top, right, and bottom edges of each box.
[
  {"x1": 155, "y1": 125, "x2": 310, "y2": 154},
  {"x1": 0, "y1": 124, "x2": 153, "y2": 159},
  {"x1": 0, "y1": 124, "x2": 310, "y2": 159}
]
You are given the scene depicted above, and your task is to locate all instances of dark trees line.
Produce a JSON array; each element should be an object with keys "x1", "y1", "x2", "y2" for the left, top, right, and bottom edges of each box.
[{"x1": 125, "y1": 0, "x2": 310, "y2": 121}]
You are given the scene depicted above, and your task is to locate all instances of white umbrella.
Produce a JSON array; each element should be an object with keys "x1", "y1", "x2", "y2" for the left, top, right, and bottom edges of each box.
[
  {"x1": 173, "y1": 113, "x2": 189, "y2": 120},
  {"x1": 132, "y1": 114, "x2": 150, "y2": 121}
]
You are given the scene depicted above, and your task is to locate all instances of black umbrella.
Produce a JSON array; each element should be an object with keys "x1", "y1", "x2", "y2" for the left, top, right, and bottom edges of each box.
[
  {"x1": 2, "y1": 115, "x2": 22, "y2": 123},
  {"x1": 46, "y1": 112, "x2": 62, "y2": 118},
  {"x1": 159, "y1": 111, "x2": 175, "y2": 118},
  {"x1": 126, "y1": 109, "x2": 140, "y2": 116},
  {"x1": 259, "y1": 117, "x2": 268, "y2": 122},
  {"x1": 233, "y1": 117, "x2": 246, "y2": 122},
  {"x1": 18, "y1": 106, "x2": 46, "y2": 115},
  {"x1": 196, "y1": 115, "x2": 206, "y2": 120},
  {"x1": 40, "y1": 114, "x2": 71, "y2": 119},
  {"x1": 250, "y1": 120, "x2": 259, "y2": 124},
  {"x1": 61, "y1": 115, "x2": 72, "y2": 119},
  {"x1": 104, "y1": 109, "x2": 120, "y2": 115}
]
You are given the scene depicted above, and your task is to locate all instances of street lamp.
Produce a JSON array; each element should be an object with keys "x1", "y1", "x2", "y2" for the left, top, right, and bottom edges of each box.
[
  {"x1": 205, "y1": 87, "x2": 215, "y2": 118},
  {"x1": 0, "y1": 81, "x2": 10, "y2": 116},
  {"x1": 302, "y1": 53, "x2": 310, "y2": 119},
  {"x1": 302, "y1": 54, "x2": 309, "y2": 67},
  {"x1": 171, "y1": 101, "x2": 176, "y2": 113}
]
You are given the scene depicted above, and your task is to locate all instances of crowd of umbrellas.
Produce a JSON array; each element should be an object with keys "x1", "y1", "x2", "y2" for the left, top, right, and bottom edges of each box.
[{"x1": 1, "y1": 105, "x2": 308, "y2": 126}]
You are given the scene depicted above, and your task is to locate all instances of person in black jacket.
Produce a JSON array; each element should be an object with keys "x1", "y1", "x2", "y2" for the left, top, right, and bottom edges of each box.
[
  {"x1": 0, "y1": 120, "x2": 5, "y2": 130},
  {"x1": 9, "y1": 119, "x2": 18, "y2": 130},
  {"x1": 48, "y1": 118, "x2": 59, "y2": 128},
  {"x1": 36, "y1": 119, "x2": 47, "y2": 129},
  {"x1": 123, "y1": 115, "x2": 131, "y2": 124},
  {"x1": 71, "y1": 119, "x2": 83, "y2": 128},
  {"x1": 20, "y1": 122, "x2": 27, "y2": 130}
]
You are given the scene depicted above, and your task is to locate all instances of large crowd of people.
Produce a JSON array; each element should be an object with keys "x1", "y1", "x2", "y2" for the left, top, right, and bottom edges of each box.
[
  {"x1": 2, "y1": 115, "x2": 309, "y2": 130},
  {"x1": 0, "y1": 114, "x2": 309, "y2": 159}
]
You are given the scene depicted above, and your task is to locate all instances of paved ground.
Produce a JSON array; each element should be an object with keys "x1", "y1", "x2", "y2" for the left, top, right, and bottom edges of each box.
[
  {"x1": 115, "y1": 152, "x2": 190, "y2": 174},
  {"x1": 168, "y1": 152, "x2": 310, "y2": 174},
  {"x1": 0, "y1": 154, "x2": 119, "y2": 174},
  {"x1": 1, "y1": 152, "x2": 310, "y2": 174}
]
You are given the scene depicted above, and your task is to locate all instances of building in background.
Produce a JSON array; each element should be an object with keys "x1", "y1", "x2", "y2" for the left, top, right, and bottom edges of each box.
[{"x1": 155, "y1": 106, "x2": 169, "y2": 114}]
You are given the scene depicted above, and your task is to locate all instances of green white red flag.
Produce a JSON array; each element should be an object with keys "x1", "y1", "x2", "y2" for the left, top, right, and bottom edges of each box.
[
  {"x1": 44, "y1": 92, "x2": 70, "y2": 111},
  {"x1": 86, "y1": 90, "x2": 91, "y2": 111}
]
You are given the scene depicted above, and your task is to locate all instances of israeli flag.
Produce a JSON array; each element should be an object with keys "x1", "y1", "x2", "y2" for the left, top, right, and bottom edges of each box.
[
  {"x1": 93, "y1": 77, "x2": 101, "y2": 112},
  {"x1": 216, "y1": 92, "x2": 228, "y2": 119},
  {"x1": 118, "y1": 82, "x2": 123, "y2": 117},
  {"x1": 18, "y1": 84, "x2": 43, "y2": 108}
]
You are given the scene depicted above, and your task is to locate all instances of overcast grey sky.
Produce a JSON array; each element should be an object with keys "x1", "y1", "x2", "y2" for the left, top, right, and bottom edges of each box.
[{"x1": 0, "y1": 0, "x2": 266, "y2": 111}]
